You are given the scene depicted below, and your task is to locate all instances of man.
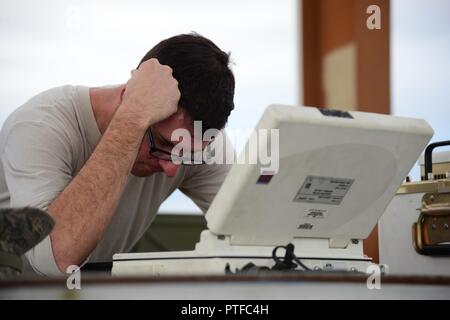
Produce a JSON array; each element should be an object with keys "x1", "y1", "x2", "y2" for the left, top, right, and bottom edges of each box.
[{"x1": 0, "y1": 33, "x2": 235, "y2": 276}]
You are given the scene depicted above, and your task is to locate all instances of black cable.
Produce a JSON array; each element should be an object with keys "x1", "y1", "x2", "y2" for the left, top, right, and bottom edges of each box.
[
  {"x1": 224, "y1": 243, "x2": 311, "y2": 274},
  {"x1": 293, "y1": 255, "x2": 311, "y2": 271},
  {"x1": 272, "y1": 243, "x2": 310, "y2": 271}
]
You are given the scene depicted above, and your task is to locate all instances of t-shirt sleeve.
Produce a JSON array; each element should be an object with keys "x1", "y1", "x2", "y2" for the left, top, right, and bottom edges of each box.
[
  {"x1": 179, "y1": 163, "x2": 232, "y2": 213},
  {"x1": 179, "y1": 131, "x2": 235, "y2": 213},
  {"x1": 1, "y1": 121, "x2": 74, "y2": 276}
]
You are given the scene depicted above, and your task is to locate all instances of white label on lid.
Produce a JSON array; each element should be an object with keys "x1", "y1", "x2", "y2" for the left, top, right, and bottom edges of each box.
[
  {"x1": 294, "y1": 176, "x2": 354, "y2": 205},
  {"x1": 304, "y1": 208, "x2": 328, "y2": 219}
]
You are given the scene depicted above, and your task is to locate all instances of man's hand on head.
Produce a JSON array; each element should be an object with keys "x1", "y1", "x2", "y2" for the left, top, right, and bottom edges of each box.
[{"x1": 121, "y1": 58, "x2": 180, "y2": 129}]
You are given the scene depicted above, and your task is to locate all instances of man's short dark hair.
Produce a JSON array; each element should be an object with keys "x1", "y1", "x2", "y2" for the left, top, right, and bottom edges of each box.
[{"x1": 138, "y1": 33, "x2": 235, "y2": 131}]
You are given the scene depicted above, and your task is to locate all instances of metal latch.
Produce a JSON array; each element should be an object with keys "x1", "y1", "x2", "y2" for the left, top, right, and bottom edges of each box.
[{"x1": 413, "y1": 193, "x2": 450, "y2": 255}]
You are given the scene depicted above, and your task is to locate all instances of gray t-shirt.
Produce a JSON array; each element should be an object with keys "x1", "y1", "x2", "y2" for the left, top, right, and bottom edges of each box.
[{"x1": 0, "y1": 85, "x2": 232, "y2": 276}]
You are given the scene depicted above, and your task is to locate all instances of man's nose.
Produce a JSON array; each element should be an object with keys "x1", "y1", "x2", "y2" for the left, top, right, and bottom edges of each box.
[{"x1": 158, "y1": 159, "x2": 179, "y2": 177}]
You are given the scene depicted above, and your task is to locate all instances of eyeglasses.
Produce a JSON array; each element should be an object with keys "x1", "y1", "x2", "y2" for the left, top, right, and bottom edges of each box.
[{"x1": 146, "y1": 127, "x2": 210, "y2": 165}]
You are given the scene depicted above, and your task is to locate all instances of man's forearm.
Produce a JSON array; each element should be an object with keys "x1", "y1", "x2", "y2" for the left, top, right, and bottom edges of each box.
[{"x1": 48, "y1": 105, "x2": 148, "y2": 272}]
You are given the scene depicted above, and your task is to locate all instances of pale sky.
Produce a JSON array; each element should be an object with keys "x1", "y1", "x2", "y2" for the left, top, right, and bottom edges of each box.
[{"x1": 391, "y1": 0, "x2": 450, "y2": 180}]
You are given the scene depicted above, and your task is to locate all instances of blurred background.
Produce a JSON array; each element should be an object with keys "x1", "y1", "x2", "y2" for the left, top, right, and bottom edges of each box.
[
  {"x1": 1, "y1": 0, "x2": 449, "y2": 260},
  {"x1": 0, "y1": 0, "x2": 299, "y2": 214}
]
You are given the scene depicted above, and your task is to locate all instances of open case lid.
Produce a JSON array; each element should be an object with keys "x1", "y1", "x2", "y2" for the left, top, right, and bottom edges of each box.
[{"x1": 206, "y1": 105, "x2": 434, "y2": 246}]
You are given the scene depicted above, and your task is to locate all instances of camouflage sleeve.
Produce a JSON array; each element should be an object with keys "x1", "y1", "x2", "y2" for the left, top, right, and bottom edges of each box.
[{"x1": 0, "y1": 207, "x2": 54, "y2": 277}]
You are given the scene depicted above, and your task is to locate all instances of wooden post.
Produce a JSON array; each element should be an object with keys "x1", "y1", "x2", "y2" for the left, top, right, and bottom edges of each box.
[{"x1": 301, "y1": 0, "x2": 391, "y2": 263}]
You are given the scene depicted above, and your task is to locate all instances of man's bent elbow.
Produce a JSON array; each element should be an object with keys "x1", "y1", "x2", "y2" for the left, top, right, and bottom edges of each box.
[{"x1": 50, "y1": 234, "x2": 86, "y2": 274}]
